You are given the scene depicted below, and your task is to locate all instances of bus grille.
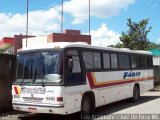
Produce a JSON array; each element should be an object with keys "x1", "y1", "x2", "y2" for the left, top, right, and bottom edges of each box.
[{"x1": 23, "y1": 97, "x2": 43, "y2": 102}]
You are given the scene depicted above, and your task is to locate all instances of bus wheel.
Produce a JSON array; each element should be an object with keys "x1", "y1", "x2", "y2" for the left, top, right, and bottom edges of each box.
[
  {"x1": 132, "y1": 85, "x2": 140, "y2": 102},
  {"x1": 81, "y1": 95, "x2": 92, "y2": 116}
]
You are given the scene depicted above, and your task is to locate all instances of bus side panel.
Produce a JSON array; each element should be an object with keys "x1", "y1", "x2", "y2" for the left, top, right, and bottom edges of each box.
[
  {"x1": 142, "y1": 70, "x2": 154, "y2": 93},
  {"x1": 87, "y1": 71, "x2": 133, "y2": 107},
  {"x1": 98, "y1": 84, "x2": 132, "y2": 106},
  {"x1": 64, "y1": 69, "x2": 154, "y2": 114},
  {"x1": 65, "y1": 85, "x2": 86, "y2": 114},
  {"x1": 87, "y1": 69, "x2": 154, "y2": 107}
]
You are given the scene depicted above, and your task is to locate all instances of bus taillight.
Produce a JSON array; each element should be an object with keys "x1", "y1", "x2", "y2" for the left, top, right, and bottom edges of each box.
[{"x1": 57, "y1": 97, "x2": 63, "y2": 102}]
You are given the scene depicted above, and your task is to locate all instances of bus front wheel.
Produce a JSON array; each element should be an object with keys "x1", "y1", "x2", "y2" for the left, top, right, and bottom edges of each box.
[{"x1": 81, "y1": 95, "x2": 92, "y2": 116}]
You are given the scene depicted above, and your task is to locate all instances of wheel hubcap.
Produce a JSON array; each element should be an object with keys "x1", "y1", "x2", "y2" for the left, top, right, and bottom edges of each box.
[
  {"x1": 83, "y1": 100, "x2": 90, "y2": 113},
  {"x1": 134, "y1": 87, "x2": 139, "y2": 100}
]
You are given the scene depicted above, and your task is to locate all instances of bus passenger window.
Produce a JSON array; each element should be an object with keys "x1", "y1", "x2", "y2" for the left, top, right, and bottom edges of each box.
[
  {"x1": 82, "y1": 52, "x2": 93, "y2": 69},
  {"x1": 147, "y1": 56, "x2": 153, "y2": 67},
  {"x1": 141, "y1": 56, "x2": 147, "y2": 68},
  {"x1": 119, "y1": 54, "x2": 130, "y2": 69},
  {"x1": 93, "y1": 52, "x2": 101, "y2": 69},
  {"x1": 103, "y1": 53, "x2": 110, "y2": 69},
  {"x1": 131, "y1": 55, "x2": 141, "y2": 68},
  {"x1": 111, "y1": 54, "x2": 118, "y2": 68}
]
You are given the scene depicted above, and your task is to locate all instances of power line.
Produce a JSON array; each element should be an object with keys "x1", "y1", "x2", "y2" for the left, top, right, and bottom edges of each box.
[
  {"x1": 0, "y1": 21, "x2": 38, "y2": 30},
  {"x1": 0, "y1": 21, "x2": 60, "y2": 37},
  {"x1": 88, "y1": 0, "x2": 90, "y2": 35},
  {"x1": 26, "y1": 0, "x2": 29, "y2": 47},
  {"x1": 29, "y1": 0, "x2": 55, "y2": 8},
  {"x1": 61, "y1": 0, "x2": 63, "y2": 33}
]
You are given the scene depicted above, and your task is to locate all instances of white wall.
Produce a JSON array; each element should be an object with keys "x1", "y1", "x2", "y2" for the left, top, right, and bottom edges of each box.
[
  {"x1": 153, "y1": 56, "x2": 160, "y2": 66},
  {"x1": 22, "y1": 36, "x2": 47, "y2": 49}
]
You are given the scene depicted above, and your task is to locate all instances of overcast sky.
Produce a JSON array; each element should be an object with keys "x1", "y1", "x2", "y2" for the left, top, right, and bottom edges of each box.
[{"x1": 0, "y1": 0, "x2": 160, "y2": 46}]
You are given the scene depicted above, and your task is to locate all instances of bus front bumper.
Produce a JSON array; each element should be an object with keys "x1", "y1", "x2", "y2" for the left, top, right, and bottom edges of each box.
[{"x1": 12, "y1": 103, "x2": 66, "y2": 115}]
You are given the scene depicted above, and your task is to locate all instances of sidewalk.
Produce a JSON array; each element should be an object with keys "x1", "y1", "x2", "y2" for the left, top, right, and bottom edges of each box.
[
  {"x1": 150, "y1": 85, "x2": 160, "y2": 91},
  {"x1": 0, "y1": 109, "x2": 27, "y2": 117}
]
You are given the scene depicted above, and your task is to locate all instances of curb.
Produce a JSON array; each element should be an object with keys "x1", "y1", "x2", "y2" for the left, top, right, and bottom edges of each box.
[{"x1": 150, "y1": 88, "x2": 160, "y2": 92}]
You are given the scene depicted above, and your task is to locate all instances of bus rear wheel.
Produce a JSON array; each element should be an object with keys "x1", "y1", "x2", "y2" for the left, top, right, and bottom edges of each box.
[
  {"x1": 81, "y1": 95, "x2": 92, "y2": 116},
  {"x1": 131, "y1": 85, "x2": 140, "y2": 102}
]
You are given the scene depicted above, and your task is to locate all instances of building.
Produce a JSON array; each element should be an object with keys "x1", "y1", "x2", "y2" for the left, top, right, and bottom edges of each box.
[
  {"x1": 149, "y1": 48, "x2": 160, "y2": 86},
  {"x1": 0, "y1": 29, "x2": 91, "y2": 110},
  {"x1": 22, "y1": 29, "x2": 91, "y2": 49},
  {"x1": 0, "y1": 34, "x2": 34, "y2": 54},
  {"x1": 0, "y1": 30, "x2": 91, "y2": 54},
  {"x1": 149, "y1": 49, "x2": 160, "y2": 66},
  {"x1": 48, "y1": 29, "x2": 91, "y2": 44},
  {"x1": 0, "y1": 37, "x2": 14, "y2": 54}
]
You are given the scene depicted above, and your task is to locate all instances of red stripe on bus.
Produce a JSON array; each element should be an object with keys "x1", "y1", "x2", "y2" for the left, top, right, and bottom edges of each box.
[
  {"x1": 86, "y1": 72, "x2": 95, "y2": 89},
  {"x1": 14, "y1": 86, "x2": 18, "y2": 94},
  {"x1": 87, "y1": 72, "x2": 154, "y2": 89}
]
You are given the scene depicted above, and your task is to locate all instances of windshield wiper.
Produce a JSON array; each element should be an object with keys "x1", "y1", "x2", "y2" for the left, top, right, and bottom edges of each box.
[
  {"x1": 20, "y1": 79, "x2": 25, "y2": 86},
  {"x1": 41, "y1": 79, "x2": 45, "y2": 87}
]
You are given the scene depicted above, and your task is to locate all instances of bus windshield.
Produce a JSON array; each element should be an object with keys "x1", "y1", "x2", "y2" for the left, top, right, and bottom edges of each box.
[{"x1": 14, "y1": 51, "x2": 62, "y2": 85}]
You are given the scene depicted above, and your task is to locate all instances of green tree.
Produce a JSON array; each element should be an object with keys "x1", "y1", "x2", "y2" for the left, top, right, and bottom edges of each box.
[
  {"x1": 108, "y1": 42, "x2": 124, "y2": 48},
  {"x1": 145, "y1": 41, "x2": 159, "y2": 50},
  {"x1": 119, "y1": 18, "x2": 152, "y2": 50}
]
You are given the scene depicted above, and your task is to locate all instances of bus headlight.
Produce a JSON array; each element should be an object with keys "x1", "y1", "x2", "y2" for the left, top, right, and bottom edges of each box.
[{"x1": 14, "y1": 95, "x2": 20, "y2": 98}]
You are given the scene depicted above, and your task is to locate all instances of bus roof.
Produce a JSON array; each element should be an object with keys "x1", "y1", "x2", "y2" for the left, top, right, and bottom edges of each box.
[{"x1": 20, "y1": 42, "x2": 152, "y2": 55}]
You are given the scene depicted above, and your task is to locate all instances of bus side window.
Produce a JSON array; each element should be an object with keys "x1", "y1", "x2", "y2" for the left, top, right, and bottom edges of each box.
[
  {"x1": 119, "y1": 54, "x2": 130, "y2": 69},
  {"x1": 131, "y1": 55, "x2": 141, "y2": 68},
  {"x1": 111, "y1": 53, "x2": 118, "y2": 69},
  {"x1": 147, "y1": 56, "x2": 153, "y2": 67},
  {"x1": 103, "y1": 53, "x2": 110, "y2": 69},
  {"x1": 65, "y1": 50, "x2": 83, "y2": 85},
  {"x1": 66, "y1": 56, "x2": 81, "y2": 73}
]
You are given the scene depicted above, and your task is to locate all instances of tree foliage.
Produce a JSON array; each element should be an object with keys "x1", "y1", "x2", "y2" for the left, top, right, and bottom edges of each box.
[
  {"x1": 145, "y1": 41, "x2": 159, "y2": 50},
  {"x1": 116, "y1": 18, "x2": 152, "y2": 50}
]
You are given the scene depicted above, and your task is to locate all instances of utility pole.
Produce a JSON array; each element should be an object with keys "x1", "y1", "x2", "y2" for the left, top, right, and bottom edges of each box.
[
  {"x1": 88, "y1": 0, "x2": 90, "y2": 35},
  {"x1": 61, "y1": 0, "x2": 63, "y2": 33},
  {"x1": 26, "y1": 0, "x2": 29, "y2": 47}
]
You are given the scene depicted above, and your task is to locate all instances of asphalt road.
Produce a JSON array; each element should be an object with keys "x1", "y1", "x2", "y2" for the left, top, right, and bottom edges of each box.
[{"x1": 0, "y1": 90, "x2": 160, "y2": 120}]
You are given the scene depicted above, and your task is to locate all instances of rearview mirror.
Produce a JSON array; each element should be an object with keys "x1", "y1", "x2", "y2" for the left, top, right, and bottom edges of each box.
[{"x1": 68, "y1": 58, "x2": 73, "y2": 71}]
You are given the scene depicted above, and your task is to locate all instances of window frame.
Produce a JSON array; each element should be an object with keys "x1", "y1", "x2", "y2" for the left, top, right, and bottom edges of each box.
[
  {"x1": 82, "y1": 51, "x2": 94, "y2": 69},
  {"x1": 110, "y1": 53, "x2": 118, "y2": 69},
  {"x1": 102, "y1": 52, "x2": 111, "y2": 69},
  {"x1": 82, "y1": 50, "x2": 102, "y2": 71},
  {"x1": 93, "y1": 52, "x2": 102, "y2": 69},
  {"x1": 119, "y1": 53, "x2": 131, "y2": 69},
  {"x1": 64, "y1": 48, "x2": 86, "y2": 86},
  {"x1": 64, "y1": 47, "x2": 153, "y2": 82}
]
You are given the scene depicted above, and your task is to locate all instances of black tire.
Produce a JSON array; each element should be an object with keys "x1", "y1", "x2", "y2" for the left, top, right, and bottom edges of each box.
[
  {"x1": 81, "y1": 95, "x2": 92, "y2": 116},
  {"x1": 131, "y1": 85, "x2": 140, "y2": 102}
]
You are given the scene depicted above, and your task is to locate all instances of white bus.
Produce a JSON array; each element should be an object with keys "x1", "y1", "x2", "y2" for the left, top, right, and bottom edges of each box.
[{"x1": 12, "y1": 42, "x2": 154, "y2": 115}]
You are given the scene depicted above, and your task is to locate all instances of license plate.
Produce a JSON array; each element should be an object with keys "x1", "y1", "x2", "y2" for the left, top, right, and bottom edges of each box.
[{"x1": 28, "y1": 107, "x2": 37, "y2": 113}]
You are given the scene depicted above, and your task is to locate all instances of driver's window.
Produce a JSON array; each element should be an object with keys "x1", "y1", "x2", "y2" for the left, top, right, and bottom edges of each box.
[
  {"x1": 66, "y1": 50, "x2": 81, "y2": 73},
  {"x1": 65, "y1": 50, "x2": 83, "y2": 85}
]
